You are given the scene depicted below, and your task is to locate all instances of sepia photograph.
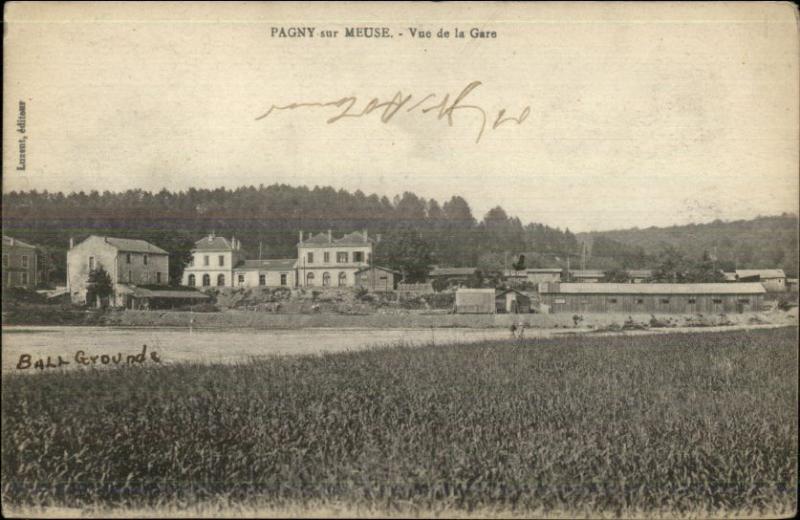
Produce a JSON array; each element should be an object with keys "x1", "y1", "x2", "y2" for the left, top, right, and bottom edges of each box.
[{"x1": 2, "y1": 1, "x2": 798, "y2": 518}]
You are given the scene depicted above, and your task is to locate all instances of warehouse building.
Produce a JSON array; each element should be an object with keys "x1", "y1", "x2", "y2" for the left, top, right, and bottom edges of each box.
[{"x1": 538, "y1": 282, "x2": 765, "y2": 314}]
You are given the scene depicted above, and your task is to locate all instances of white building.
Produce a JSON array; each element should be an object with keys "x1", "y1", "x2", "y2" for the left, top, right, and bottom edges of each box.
[
  {"x1": 182, "y1": 234, "x2": 245, "y2": 288},
  {"x1": 296, "y1": 230, "x2": 373, "y2": 288}
]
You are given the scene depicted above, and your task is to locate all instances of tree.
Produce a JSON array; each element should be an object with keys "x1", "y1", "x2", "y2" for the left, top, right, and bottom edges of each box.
[
  {"x1": 374, "y1": 229, "x2": 433, "y2": 283},
  {"x1": 86, "y1": 267, "x2": 113, "y2": 307},
  {"x1": 512, "y1": 254, "x2": 526, "y2": 271}
]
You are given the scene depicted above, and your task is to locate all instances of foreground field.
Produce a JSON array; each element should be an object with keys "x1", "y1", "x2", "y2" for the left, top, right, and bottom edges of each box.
[{"x1": 2, "y1": 327, "x2": 797, "y2": 518}]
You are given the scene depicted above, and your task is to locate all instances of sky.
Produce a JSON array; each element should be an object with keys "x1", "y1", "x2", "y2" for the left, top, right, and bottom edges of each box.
[{"x1": 3, "y1": 2, "x2": 798, "y2": 232}]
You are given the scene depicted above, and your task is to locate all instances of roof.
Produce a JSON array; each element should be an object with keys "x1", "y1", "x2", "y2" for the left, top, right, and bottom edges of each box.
[
  {"x1": 193, "y1": 235, "x2": 234, "y2": 252},
  {"x1": 543, "y1": 282, "x2": 766, "y2": 295},
  {"x1": 570, "y1": 270, "x2": 605, "y2": 278},
  {"x1": 735, "y1": 269, "x2": 786, "y2": 279},
  {"x1": 502, "y1": 269, "x2": 528, "y2": 277},
  {"x1": 354, "y1": 265, "x2": 401, "y2": 275},
  {"x1": 526, "y1": 268, "x2": 563, "y2": 273},
  {"x1": 627, "y1": 270, "x2": 653, "y2": 278},
  {"x1": 722, "y1": 272, "x2": 738, "y2": 282},
  {"x1": 2, "y1": 235, "x2": 37, "y2": 249},
  {"x1": 236, "y1": 259, "x2": 297, "y2": 271},
  {"x1": 82, "y1": 236, "x2": 167, "y2": 254},
  {"x1": 130, "y1": 287, "x2": 209, "y2": 299},
  {"x1": 430, "y1": 267, "x2": 477, "y2": 277},
  {"x1": 299, "y1": 230, "x2": 373, "y2": 246}
]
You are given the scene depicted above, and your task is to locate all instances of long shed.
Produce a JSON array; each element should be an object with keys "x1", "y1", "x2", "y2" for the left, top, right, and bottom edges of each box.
[
  {"x1": 455, "y1": 288, "x2": 496, "y2": 314},
  {"x1": 538, "y1": 282, "x2": 765, "y2": 314}
]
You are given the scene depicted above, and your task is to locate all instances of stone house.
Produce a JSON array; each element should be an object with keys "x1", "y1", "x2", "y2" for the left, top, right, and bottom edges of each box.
[
  {"x1": 2, "y1": 235, "x2": 43, "y2": 289},
  {"x1": 67, "y1": 235, "x2": 169, "y2": 305}
]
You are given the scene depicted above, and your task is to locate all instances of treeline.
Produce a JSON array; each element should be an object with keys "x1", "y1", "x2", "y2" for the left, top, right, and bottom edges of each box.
[
  {"x1": 2, "y1": 185, "x2": 579, "y2": 284},
  {"x1": 579, "y1": 214, "x2": 799, "y2": 276}
]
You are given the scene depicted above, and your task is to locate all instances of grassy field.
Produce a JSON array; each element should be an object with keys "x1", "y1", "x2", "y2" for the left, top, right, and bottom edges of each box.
[{"x1": 2, "y1": 327, "x2": 797, "y2": 517}]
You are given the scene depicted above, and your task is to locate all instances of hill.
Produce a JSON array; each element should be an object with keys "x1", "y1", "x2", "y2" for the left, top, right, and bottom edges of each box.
[{"x1": 577, "y1": 214, "x2": 799, "y2": 276}]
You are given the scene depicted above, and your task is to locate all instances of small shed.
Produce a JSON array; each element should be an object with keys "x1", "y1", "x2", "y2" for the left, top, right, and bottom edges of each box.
[
  {"x1": 354, "y1": 265, "x2": 400, "y2": 292},
  {"x1": 495, "y1": 288, "x2": 531, "y2": 313},
  {"x1": 455, "y1": 288, "x2": 495, "y2": 314}
]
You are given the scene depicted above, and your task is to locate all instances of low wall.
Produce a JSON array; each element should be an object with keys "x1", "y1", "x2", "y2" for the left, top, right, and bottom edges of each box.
[{"x1": 106, "y1": 309, "x2": 776, "y2": 330}]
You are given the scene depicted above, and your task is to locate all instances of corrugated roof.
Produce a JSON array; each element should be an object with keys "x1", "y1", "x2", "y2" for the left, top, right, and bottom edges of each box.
[
  {"x1": 236, "y1": 259, "x2": 297, "y2": 271},
  {"x1": 193, "y1": 235, "x2": 234, "y2": 251},
  {"x1": 546, "y1": 283, "x2": 766, "y2": 295},
  {"x1": 735, "y1": 269, "x2": 786, "y2": 279},
  {"x1": 2, "y1": 235, "x2": 37, "y2": 249},
  {"x1": 430, "y1": 267, "x2": 477, "y2": 277},
  {"x1": 97, "y1": 236, "x2": 167, "y2": 254}
]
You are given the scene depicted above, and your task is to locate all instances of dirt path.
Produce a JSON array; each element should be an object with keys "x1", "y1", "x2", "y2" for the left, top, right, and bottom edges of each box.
[{"x1": 2, "y1": 323, "x2": 793, "y2": 374}]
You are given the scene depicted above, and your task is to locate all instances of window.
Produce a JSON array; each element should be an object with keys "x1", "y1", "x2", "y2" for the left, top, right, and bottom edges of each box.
[
  {"x1": 238, "y1": 274, "x2": 245, "y2": 285},
  {"x1": 143, "y1": 254, "x2": 148, "y2": 265},
  {"x1": 189, "y1": 256, "x2": 194, "y2": 267},
  {"x1": 280, "y1": 273, "x2": 287, "y2": 286},
  {"x1": 126, "y1": 253, "x2": 131, "y2": 264},
  {"x1": 21, "y1": 255, "x2": 29, "y2": 268},
  {"x1": 337, "y1": 252, "x2": 348, "y2": 263},
  {"x1": 322, "y1": 272, "x2": 331, "y2": 287},
  {"x1": 2, "y1": 255, "x2": 7, "y2": 268},
  {"x1": 202, "y1": 274, "x2": 210, "y2": 286},
  {"x1": 353, "y1": 251, "x2": 364, "y2": 262},
  {"x1": 554, "y1": 298, "x2": 566, "y2": 304},
  {"x1": 712, "y1": 298, "x2": 723, "y2": 304},
  {"x1": 660, "y1": 298, "x2": 670, "y2": 304},
  {"x1": 219, "y1": 255, "x2": 225, "y2": 267},
  {"x1": 738, "y1": 298, "x2": 750, "y2": 304},
  {"x1": 608, "y1": 298, "x2": 617, "y2": 304},
  {"x1": 338, "y1": 272, "x2": 347, "y2": 287},
  {"x1": 157, "y1": 272, "x2": 162, "y2": 284},
  {"x1": 306, "y1": 272, "x2": 315, "y2": 286},
  {"x1": 21, "y1": 272, "x2": 28, "y2": 285},
  {"x1": 188, "y1": 274, "x2": 196, "y2": 286},
  {"x1": 379, "y1": 275, "x2": 387, "y2": 280},
  {"x1": 259, "y1": 274, "x2": 266, "y2": 286},
  {"x1": 307, "y1": 252, "x2": 314, "y2": 264},
  {"x1": 688, "y1": 298, "x2": 696, "y2": 304},
  {"x1": 204, "y1": 255, "x2": 210, "y2": 266},
  {"x1": 217, "y1": 274, "x2": 225, "y2": 286},
  {"x1": 636, "y1": 298, "x2": 644, "y2": 304},
  {"x1": 323, "y1": 252, "x2": 330, "y2": 263},
  {"x1": 89, "y1": 257, "x2": 95, "y2": 270}
]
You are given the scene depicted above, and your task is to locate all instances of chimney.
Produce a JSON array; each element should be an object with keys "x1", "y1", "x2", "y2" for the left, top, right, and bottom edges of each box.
[
  {"x1": 299, "y1": 230, "x2": 303, "y2": 244},
  {"x1": 69, "y1": 237, "x2": 74, "y2": 249},
  {"x1": 363, "y1": 229, "x2": 368, "y2": 242},
  {"x1": 328, "y1": 229, "x2": 332, "y2": 243},
  {"x1": 10, "y1": 237, "x2": 15, "y2": 246}
]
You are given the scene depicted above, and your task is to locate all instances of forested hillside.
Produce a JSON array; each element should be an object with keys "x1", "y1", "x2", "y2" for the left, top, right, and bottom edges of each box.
[
  {"x1": 4, "y1": 186, "x2": 795, "y2": 284},
  {"x1": 578, "y1": 214, "x2": 799, "y2": 276},
  {"x1": 1, "y1": 185, "x2": 579, "y2": 284}
]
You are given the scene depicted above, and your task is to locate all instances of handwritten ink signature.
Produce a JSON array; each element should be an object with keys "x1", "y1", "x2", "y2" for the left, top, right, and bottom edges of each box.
[{"x1": 255, "y1": 81, "x2": 530, "y2": 143}]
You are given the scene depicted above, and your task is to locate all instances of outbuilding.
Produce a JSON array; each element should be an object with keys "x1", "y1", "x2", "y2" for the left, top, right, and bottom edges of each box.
[
  {"x1": 495, "y1": 288, "x2": 532, "y2": 313},
  {"x1": 454, "y1": 288, "x2": 496, "y2": 314},
  {"x1": 538, "y1": 282, "x2": 765, "y2": 314}
]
